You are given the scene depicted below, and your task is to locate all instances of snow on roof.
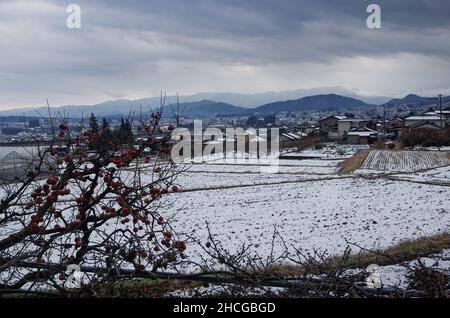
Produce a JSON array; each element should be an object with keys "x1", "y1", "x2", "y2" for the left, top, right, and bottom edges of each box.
[
  {"x1": 217, "y1": 137, "x2": 236, "y2": 142},
  {"x1": 406, "y1": 116, "x2": 441, "y2": 121},
  {"x1": 431, "y1": 110, "x2": 450, "y2": 114},
  {"x1": 294, "y1": 131, "x2": 308, "y2": 137},
  {"x1": 204, "y1": 140, "x2": 223, "y2": 145},
  {"x1": 338, "y1": 118, "x2": 365, "y2": 122},
  {"x1": 319, "y1": 115, "x2": 346, "y2": 122},
  {"x1": 250, "y1": 136, "x2": 266, "y2": 142},
  {"x1": 346, "y1": 127, "x2": 378, "y2": 136},
  {"x1": 346, "y1": 131, "x2": 377, "y2": 136},
  {"x1": 281, "y1": 133, "x2": 302, "y2": 140}
]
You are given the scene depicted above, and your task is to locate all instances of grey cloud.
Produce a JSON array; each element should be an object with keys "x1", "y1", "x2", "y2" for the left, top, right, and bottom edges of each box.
[{"x1": 0, "y1": 0, "x2": 450, "y2": 108}]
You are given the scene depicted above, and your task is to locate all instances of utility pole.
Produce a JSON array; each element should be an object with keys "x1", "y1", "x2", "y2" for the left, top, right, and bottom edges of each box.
[{"x1": 439, "y1": 94, "x2": 443, "y2": 129}]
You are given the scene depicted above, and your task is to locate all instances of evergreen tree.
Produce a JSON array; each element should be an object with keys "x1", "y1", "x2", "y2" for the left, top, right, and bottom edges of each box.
[
  {"x1": 124, "y1": 119, "x2": 133, "y2": 142},
  {"x1": 101, "y1": 118, "x2": 110, "y2": 131},
  {"x1": 111, "y1": 118, "x2": 134, "y2": 145},
  {"x1": 97, "y1": 118, "x2": 112, "y2": 151},
  {"x1": 89, "y1": 113, "x2": 99, "y2": 133},
  {"x1": 88, "y1": 113, "x2": 100, "y2": 150}
]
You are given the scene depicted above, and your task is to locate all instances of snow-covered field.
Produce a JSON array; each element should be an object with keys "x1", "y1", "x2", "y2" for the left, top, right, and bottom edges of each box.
[
  {"x1": 186, "y1": 163, "x2": 339, "y2": 175},
  {"x1": 174, "y1": 172, "x2": 334, "y2": 190},
  {"x1": 169, "y1": 177, "x2": 450, "y2": 262},
  {"x1": 3, "y1": 146, "x2": 449, "y2": 270},
  {"x1": 154, "y1": 150, "x2": 450, "y2": 266},
  {"x1": 282, "y1": 144, "x2": 367, "y2": 160},
  {"x1": 206, "y1": 158, "x2": 342, "y2": 167},
  {"x1": 360, "y1": 150, "x2": 450, "y2": 173},
  {"x1": 391, "y1": 165, "x2": 450, "y2": 185}
]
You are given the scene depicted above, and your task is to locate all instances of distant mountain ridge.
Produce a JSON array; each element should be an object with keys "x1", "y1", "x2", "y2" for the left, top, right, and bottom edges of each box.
[
  {"x1": 0, "y1": 92, "x2": 448, "y2": 118},
  {"x1": 0, "y1": 94, "x2": 372, "y2": 118},
  {"x1": 0, "y1": 99, "x2": 247, "y2": 118},
  {"x1": 176, "y1": 100, "x2": 245, "y2": 116},
  {"x1": 253, "y1": 94, "x2": 369, "y2": 113},
  {"x1": 189, "y1": 87, "x2": 392, "y2": 107},
  {"x1": 385, "y1": 94, "x2": 450, "y2": 106}
]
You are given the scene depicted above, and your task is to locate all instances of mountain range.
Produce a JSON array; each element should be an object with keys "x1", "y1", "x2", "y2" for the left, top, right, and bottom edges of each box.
[
  {"x1": 254, "y1": 94, "x2": 368, "y2": 113},
  {"x1": 0, "y1": 91, "x2": 448, "y2": 118},
  {"x1": 384, "y1": 94, "x2": 450, "y2": 107},
  {"x1": 183, "y1": 87, "x2": 393, "y2": 107},
  {"x1": 0, "y1": 94, "x2": 372, "y2": 118}
]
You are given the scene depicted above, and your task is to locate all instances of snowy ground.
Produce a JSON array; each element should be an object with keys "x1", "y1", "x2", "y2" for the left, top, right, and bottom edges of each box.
[
  {"x1": 185, "y1": 162, "x2": 340, "y2": 175},
  {"x1": 281, "y1": 144, "x2": 367, "y2": 160},
  {"x1": 391, "y1": 165, "x2": 450, "y2": 185},
  {"x1": 351, "y1": 249, "x2": 450, "y2": 288},
  {"x1": 153, "y1": 149, "x2": 450, "y2": 268},
  {"x1": 168, "y1": 177, "x2": 450, "y2": 263},
  {"x1": 3, "y1": 147, "x2": 449, "y2": 275},
  {"x1": 174, "y1": 171, "x2": 334, "y2": 190}
]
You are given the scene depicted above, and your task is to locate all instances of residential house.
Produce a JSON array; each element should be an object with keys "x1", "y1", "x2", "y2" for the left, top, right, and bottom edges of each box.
[
  {"x1": 319, "y1": 116, "x2": 346, "y2": 140},
  {"x1": 408, "y1": 121, "x2": 443, "y2": 130},
  {"x1": 337, "y1": 119, "x2": 366, "y2": 140},
  {"x1": 404, "y1": 115, "x2": 444, "y2": 129},
  {"x1": 426, "y1": 111, "x2": 450, "y2": 127},
  {"x1": 387, "y1": 118, "x2": 405, "y2": 131},
  {"x1": 296, "y1": 122, "x2": 317, "y2": 135},
  {"x1": 345, "y1": 127, "x2": 378, "y2": 144}
]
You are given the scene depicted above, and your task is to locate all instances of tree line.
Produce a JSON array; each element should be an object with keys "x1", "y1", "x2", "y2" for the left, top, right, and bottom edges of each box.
[{"x1": 88, "y1": 113, "x2": 134, "y2": 151}]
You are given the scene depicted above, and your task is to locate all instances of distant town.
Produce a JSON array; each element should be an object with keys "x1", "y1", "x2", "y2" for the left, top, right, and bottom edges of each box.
[{"x1": 0, "y1": 93, "x2": 448, "y2": 147}]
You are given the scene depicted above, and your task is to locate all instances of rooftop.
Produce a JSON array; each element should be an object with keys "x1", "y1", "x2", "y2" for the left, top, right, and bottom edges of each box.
[
  {"x1": 406, "y1": 116, "x2": 442, "y2": 120},
  {"x1": 338, "y1": 118, "x2": 365, "y2": 122},
  {"x1": 346, "y1": 127, "x2": 378, "y2": 137}
]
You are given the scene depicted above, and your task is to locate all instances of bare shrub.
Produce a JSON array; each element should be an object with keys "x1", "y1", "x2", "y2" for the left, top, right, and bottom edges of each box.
[{"x1": 0, "y1": 101, "x2": 189, "y2": 296}]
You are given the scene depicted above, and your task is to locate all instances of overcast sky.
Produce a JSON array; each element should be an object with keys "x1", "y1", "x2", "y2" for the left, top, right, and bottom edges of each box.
[{"x1": 1, "y1": 0, "x2": 450, "y2": 109}]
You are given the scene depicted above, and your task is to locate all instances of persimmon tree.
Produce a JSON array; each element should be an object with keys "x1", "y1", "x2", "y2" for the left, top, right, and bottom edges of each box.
[{"x1": 0, "y1": 106, "x2": 187, "y2": 295}]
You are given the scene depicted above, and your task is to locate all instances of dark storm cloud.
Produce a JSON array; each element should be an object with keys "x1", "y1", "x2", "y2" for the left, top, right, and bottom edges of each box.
[
  {"x1": 80, "y1": 0, "x2": 450, "y2": 61},
  {"x1": 1, "y1": 0, "x2": 450, "y2": 108}
]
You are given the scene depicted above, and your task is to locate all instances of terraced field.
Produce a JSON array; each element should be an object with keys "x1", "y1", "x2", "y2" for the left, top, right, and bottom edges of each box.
[{"x1": 360, "y1": 150, "x2": 450, "y2": 173}]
